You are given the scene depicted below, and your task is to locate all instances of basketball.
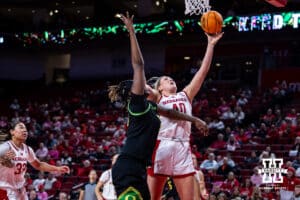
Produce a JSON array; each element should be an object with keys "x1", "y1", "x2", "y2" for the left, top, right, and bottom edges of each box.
[{"x1": 200, "y1": 10, "x2": 223, "y2": 35}]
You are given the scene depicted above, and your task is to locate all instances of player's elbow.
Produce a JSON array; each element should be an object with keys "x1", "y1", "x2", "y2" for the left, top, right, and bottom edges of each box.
[
  {"x1": 31, "y1": 160, "x2": 42, "y2": 170},
  {"x1": 132, "y1": 62, "x2": 144, "y2": 70}
]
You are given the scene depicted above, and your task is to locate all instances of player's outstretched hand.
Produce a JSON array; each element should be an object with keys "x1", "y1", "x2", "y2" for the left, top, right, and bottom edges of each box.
[
  {"x1": 194, "y1": 119, "x2": 209, "y2": 136},
  {"x1": 206, "y1": 32, "x2": 224, "y2": 47},
  {"x1": 56, "y1": 166, "x2": 70, "y2": 174},
  {"x1": 118, "y1": 12, "x2": 135, "y2": 33}
]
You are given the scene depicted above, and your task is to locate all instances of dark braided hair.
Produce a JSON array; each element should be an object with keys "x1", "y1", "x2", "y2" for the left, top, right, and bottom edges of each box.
[
  {"x1": 108, "y1": 80, "x2": 133, "y2": 105},
  {"x1": 108, "y1": 78, "x2": 160, "y2": 106}
]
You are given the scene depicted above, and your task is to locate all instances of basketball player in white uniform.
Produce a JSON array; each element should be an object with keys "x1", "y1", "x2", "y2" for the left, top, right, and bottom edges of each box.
[
  {"x1": 147, "y1": 32, "x2": 223, "y2": 200},
  {"x1": 0, "y1": 122, "x2": 70, "y2": 200}
]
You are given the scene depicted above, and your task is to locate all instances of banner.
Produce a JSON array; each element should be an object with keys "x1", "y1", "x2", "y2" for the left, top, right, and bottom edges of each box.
[{"x1": 261, "y1": 68, "x2": 300, "y2": 92}]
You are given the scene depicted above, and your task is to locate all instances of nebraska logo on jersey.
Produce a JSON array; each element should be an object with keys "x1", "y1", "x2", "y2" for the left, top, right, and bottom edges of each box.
[
  {"x1": 161, "y1": 98, "x2": 187, "y2": 105},
  {"x1": 12, "y1": 157, "x2": 27, "y2": 162}
]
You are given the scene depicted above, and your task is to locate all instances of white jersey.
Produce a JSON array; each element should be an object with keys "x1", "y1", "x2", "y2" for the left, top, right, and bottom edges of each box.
[
  {"x1": 158, "y1": 91, "x2": 192, "y2": 140},
  {"x1": 99, "y1": 169, "x2": 117, "y2": 200},
  {"x1": 0, "y1": 141, "x2": 37, "y2": 190}
]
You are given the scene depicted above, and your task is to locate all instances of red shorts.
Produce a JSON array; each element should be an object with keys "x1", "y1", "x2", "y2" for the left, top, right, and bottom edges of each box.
[{"x1": 0, "y1": 189, "x2": 8, "y2": 200}]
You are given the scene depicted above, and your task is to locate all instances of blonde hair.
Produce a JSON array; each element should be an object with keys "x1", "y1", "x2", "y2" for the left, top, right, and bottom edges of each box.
[{"x1": 154, "y1": 77, "x2": 162, "y2": 91}]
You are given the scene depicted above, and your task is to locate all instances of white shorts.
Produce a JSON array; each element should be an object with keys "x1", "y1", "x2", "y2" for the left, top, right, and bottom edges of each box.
[
  {"x1": 148, "y1": 139, "x2": 195, "y2": 176},
  {"x1": 6, "y1": 187, "x2": 27, "y2": 200}
]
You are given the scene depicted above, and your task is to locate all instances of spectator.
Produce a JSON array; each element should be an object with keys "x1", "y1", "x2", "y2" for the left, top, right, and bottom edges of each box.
[
  {"x1": 226, "y1": 95, "x2": 235, "y2": 109},
  {"x1": 42, "y1": 119, "x2": 53, "y2": 131},
  {"x1": 113, "y1": 125, "x2": 126, "y2": 138},
  {"x1": 224, "y1": 153, "x2": 236, "y2": 168},
  {"x1": 200, "y1": 153, "x2": 218, "y2": 172},
  {"x1": 192, "y1": 144, "x2": 202, "y2": 160},
  {"x1": 217, "y1": 157, "x2": 233, "y2": 177},
  {"x1": 274, "y1": 109, "x2": 283, "y2": 126},
  {"x1": 262, "y1": 108, "x2": 275, "y2": 125},
  {"x1": 280, "y1": 167, "x2": 300, "y2": 200},
  {"x1": 104, "y1": 122, "x2": 117, "y2": 133},
  {"x1": 208, "y1": 119, "x2": 225, "y2": 130},
  {"x1": 208, "y1": 194, "x2": 217, "y2": 200},
  {"x1": 87, "y1": 120, "x2": 96, "y2": 134},
  {"x1": 250, "y1": 167, "x2": 262, "y2": 187},
  {"x1": 293, "y1": 152, "x2": 300, "y2": 170},
  {"x1": 259, "y1": 146, "x2": 275, "y2": 162},
  {"x1": 44, "y1": 173, "x2": 57, "y2": 191},
  {"x1": 220, "y1": 108, "x2": 235, "y2": 120},
  {"x1": 218, "y1": 100, "x2": 230, "y2": 115},
  {"x1": 242, "y1": 88, "x2": 252, "y2": 99},
  {"x1": 235, "y1": 128, "x2": 250, "y2": 145},
  {"x1": 250, "y1": 187, "x2": 262, "y2": 200},
  {"x1": 28, "y1": 189, "x2": 38, "y2": 200},
  {"x1": 0, "y1": 116, "x2": 8, "y2": 129},
  {"x1": 230, "y1": 186, "x2": 241, "y2": 199},
  {"x1": 221, "y1": 172, "x2": 240, "y2": 194},
  {"x1": 226, "y1": 134, "x2": 240, "y2": 152},
  {"x1": 209, "y1": 134, "x2": 226, "y2": 151},
  {"x1": 46, "y1": 133, "x2": 58, "y2": 148},
  {"x1": 10, "y1": 99, "x2": 20, "y2": 111},
  {"x1": 240, "y1": 178, "x2": 253, "y2": 199},
  {"x1": 233, "y1": 106, "x2": 245, "y2": 124},
  {"x1": 32, "y1": 172, "x2": 46, "y2": 191},
  {"x1": 79, "y1": 169, "x2": 98, "y2": 200},
  {"x1": 292, "y1": 136, "x2": 300, "y2": 151},
  {"x1": 59, "y1": 192, "x2": 68, "y2": 200},
  {"x1": 35, "y1": 142, "x2": 49, "y2": 161},
  {"x1": 48, "y1": 145, "x2": 60, "y2": 160},
  {"x1": 266, "y1": 124, "x2": 279, "y2": 141},
  {"x1": 25, "y1": 173, "x2": 33, "y2": 190},
  {"x1": 95, "y1": 154, "x2": 118, "y2": 200},
  {"x1": 60, "y1": 151, "x2": 72, "y2": 165},
  {"x1": 217, "y1": 192, "x2": 227, "y2": 200},
  {"x1": 211, "y1": 185, "x2": 222, "y2": 197},
  {"x1": 77, "y1": 160, "x2": 93, "y2": 176},
  {"x1": 37, "y1": 185, "x2": 48, "y2": 200},
  {"x1": 245, "y1": 151, "x2": 259, "y2": 165},
  {"x1": 236, "y1": 94, "x2": 248, "y2": 107},
  {"x1": 61, "y1": 116, "x2": 73, "y2": 130},
  {"x1": 286, "y1": 108, "x2": 297, "y2": 126},
  {"x1": 251, "y1": 123, "x2": 267, "y2": 142}
]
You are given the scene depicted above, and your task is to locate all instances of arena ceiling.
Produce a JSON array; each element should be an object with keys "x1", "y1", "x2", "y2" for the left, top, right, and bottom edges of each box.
[{"x1": 0, "y1": 0, "x2": 299, "y2": 32}]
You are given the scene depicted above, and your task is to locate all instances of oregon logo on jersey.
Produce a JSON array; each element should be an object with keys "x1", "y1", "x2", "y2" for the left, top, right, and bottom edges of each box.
[{"x1": 118, "y1": 186, "x2": 143, "y2": 200}]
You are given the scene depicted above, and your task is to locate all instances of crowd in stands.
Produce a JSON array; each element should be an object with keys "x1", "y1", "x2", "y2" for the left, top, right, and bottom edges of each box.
[{"x1": 0, "y1": 78, "x2": 299, "y2": 199}]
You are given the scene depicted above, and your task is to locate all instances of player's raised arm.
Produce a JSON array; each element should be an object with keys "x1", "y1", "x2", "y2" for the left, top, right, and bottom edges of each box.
[
  {"x1": 183, "y1": 32, "x2": 223, "y2": 101},
  {"x1": 119, "y1": 12, "x2": 145, "y2": 96}
]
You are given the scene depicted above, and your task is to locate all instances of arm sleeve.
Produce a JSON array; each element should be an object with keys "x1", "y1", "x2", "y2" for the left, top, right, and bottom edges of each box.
[
  {"x1": 0, "y1": 143, "x2": 10, "y2": 157},
  {"x1": 128, "y1": 93, "x2": 150, "y2": 116}
]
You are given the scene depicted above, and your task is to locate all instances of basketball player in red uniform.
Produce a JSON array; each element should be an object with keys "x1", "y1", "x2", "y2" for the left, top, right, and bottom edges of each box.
[
  {"x1": 147, "y1": 32, "x2": 223, "y2": 200},
  {"x1": 0, "y1": 122, "x2": 69, "y2": 200}
]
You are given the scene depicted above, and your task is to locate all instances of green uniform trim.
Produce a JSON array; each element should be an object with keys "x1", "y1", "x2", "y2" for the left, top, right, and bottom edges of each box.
[
  {"x1": 118, "y1": 186, "x2": 143, "y2": 200},
  {"x1": 127, "y1": 102, "x2": 151, "y2": 116}
]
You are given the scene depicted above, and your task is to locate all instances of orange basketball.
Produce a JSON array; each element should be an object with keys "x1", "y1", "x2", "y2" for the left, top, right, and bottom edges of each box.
[{"x1": 200, "y1": 10, "x2": 223, "y2": 35}]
